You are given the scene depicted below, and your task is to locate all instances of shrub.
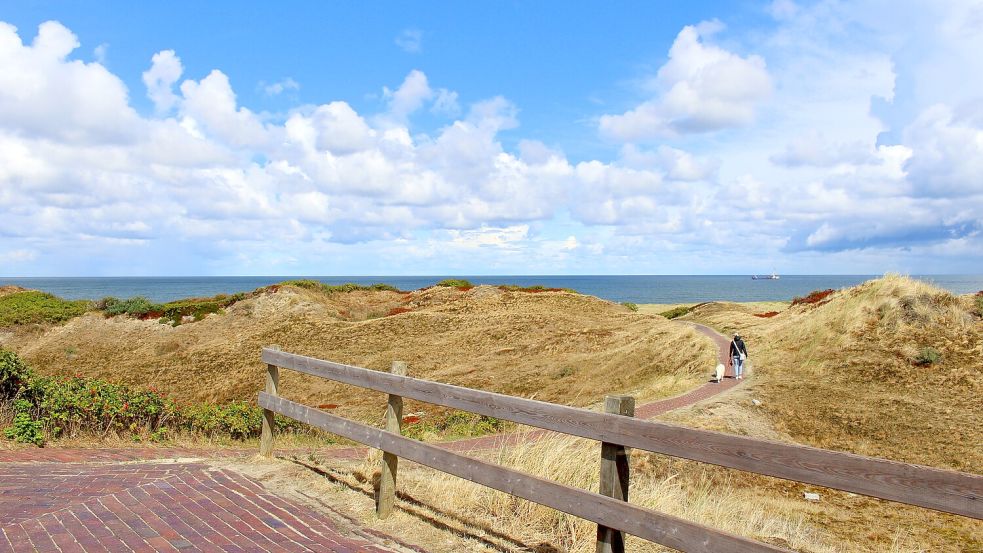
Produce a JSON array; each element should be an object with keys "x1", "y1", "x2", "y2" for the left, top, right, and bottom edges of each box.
[
  {"x1": 0, "y1": 348, "x2": 297, "y2": 446},
  {"x1": 0, "y1": 291, "x2": 90, "y2": 327},
  {"x1": 621, "y1": 302, "x2": 639, "y2": 312},
  {"x1": 914, "y1": 347, "x2": 942, "y2": 366},
  {"x1": 974, "y1": 292, "x2": 983, "y2": 316},
  {"x1": 101, "y1": 296, "x2": 160, "y2": 317},
  {"x1": 4, "y1": 399, "x2": 43, "y2": 446},
  {"x1": 100, "y1": 293, "x2": 252, "y2": 325},
  {"x1": 660, "y1": 305, "x2": 692, "y2": 319},
  {"x1": 436, "y1": 279, "x2": 473, "y2": 288}
]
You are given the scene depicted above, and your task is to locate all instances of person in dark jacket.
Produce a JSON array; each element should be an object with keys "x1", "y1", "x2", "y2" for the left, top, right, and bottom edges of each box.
[{"x1": 730, "y1": 333, "x2": 749, "y2": 380}]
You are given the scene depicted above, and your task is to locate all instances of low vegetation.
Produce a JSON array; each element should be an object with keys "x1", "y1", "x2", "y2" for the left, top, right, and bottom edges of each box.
[
  {"x1": 435, "y1": 278, "x2": 473, "y2": 288},
  {"x1": 621, "y1": 302, "x2": 639, "y2": 312},
  {"x1": 660, "y1": 305, "x2": 692, "y2": 319},
  {"x1": 280, "y1": 280, "x2": 401, "y2": 294},
  {"x1": 0, "y1": 348, "x2": 295, "y2": 447},
  {"x1": 0, "y1": 291, "x2": 90, "y2": 327},
  {"x1": 913, "y1": 346, "x2": 942, "y2": 365},
  {"x1": 98, "y1": 292, "x2": 249, "y2": 326},
  {"x1": 402, "y1": 411, "x2": 508, "y2": 441}
]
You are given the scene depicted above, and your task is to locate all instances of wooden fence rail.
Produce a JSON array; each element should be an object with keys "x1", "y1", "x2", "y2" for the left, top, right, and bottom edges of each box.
[{"x1": 259, "y1": 347, "x2": 982, "y2": 553}]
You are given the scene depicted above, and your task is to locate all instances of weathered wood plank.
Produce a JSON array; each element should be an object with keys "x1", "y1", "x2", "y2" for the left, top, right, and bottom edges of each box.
[
  {"x1": 261, "y1": 348, "x2": 983, "y2": 519},
  {"x1": 259, "y1": 393, "x2": 788, "y2": 553},
  {"x1": 259, "y1": 346, "x2": 280, "y2": 457},
  {"x1": 597, "y1": 395, "x2": 634, "y2": 553},
  {"x1": 376, "y1": 360, "x2": 406, "y2": 519}
]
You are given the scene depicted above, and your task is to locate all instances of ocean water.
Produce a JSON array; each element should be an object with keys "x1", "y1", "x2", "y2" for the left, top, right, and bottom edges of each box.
[{"x1": 1, "y1": 275, "x2": 981, "y2": 304}]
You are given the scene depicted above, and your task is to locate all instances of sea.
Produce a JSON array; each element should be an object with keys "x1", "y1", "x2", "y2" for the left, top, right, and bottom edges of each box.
[{"x1": 1, "y1": 275, "x2": 981, "y2": 304}]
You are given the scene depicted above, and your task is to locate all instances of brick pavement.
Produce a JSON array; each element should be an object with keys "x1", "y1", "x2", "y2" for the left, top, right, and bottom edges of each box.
[{"x1": 0, "y1": 456, "x2": 403, "y2": 552}]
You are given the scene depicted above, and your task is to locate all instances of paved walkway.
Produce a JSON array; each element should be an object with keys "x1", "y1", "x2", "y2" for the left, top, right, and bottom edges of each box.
[{"x1": 0, "y1": 454, "x2": 401, "y2": 552}]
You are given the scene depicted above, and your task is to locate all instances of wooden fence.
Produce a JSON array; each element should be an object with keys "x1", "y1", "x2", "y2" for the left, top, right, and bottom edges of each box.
[{"x1": 258, "y1": 347, "x2": 982, "y2": 553}]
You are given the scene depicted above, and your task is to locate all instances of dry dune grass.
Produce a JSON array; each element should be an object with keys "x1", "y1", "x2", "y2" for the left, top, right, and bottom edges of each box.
[
  {"x1": 0, "y1": 285, "x2": 715, "y2": 425},
  {"x1": 662, "y1": 275, "x2": 983, "y2": 551},
  {"x1": 372, "y1": 434, "x2": 838, "y2": 553},
  {"x1": 682, "y1": 274, "x2": 982, "y2": 471}
]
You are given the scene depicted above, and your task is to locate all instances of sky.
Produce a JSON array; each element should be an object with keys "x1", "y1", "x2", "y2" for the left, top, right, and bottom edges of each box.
[{"x1": 0, "y1": 0, "x2": 981, "y2": 276}]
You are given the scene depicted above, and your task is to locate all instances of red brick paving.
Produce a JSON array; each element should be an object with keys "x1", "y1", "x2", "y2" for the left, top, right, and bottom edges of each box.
[{"x1": 0, "y1": 458, "x2": 403, "y2": 552}]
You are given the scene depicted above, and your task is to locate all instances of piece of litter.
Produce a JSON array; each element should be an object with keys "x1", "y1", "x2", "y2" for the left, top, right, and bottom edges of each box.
[
  {"x1": 803, "y1": 492, "x2": 821, "y2": 502},
  {"x1": 751, "y1": 399, "x2": 762, "y2": 406}
]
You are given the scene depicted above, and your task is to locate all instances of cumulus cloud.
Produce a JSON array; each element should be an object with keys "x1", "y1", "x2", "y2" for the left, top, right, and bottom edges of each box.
[
  {"x1": 142, "y1": 49, "x2": 183, "y2": 113},
  {"x1": 599, "y1": 21, "x2": 772, "y2": 141},
  {"x1": 2, "y1": 11, "x2": 982, "y2": 275}
]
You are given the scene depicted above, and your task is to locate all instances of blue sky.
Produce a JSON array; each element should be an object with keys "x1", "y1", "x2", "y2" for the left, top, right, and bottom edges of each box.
[{"x1": 1, "y1": 1, "x2": 981, "y2": 276}]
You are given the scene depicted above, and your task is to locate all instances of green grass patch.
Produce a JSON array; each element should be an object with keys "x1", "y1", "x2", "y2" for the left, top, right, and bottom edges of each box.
[
  {"x1": 0, "y1": 291, "x2": 90, "y2": 327},
  {"x1": 281, "y1": 280, "x2": 400, "y2": 294},
  {"x1": 0, "y1": 348, "x2": 298, "y2": 446},
  {"x1": 914, "y1": 346, "x2": 942, "y2": 366},
  {"x1": 436, "y1": 279, "x2": 473, "y2": 288},
  {"x1": 660, "y1": 305, "x2": 692, "y2": 319},
  {"x1": 402, "y1": 410, "x2": 508, "y2": 441},
  {"x1": 621, "y1": 302, "x2": 639, "y2": 312}
]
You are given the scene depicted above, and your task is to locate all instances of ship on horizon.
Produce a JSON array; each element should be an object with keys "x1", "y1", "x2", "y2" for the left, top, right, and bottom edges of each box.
[{"x1": 751, "y1": 272, "x2": 780, "y2": 280}]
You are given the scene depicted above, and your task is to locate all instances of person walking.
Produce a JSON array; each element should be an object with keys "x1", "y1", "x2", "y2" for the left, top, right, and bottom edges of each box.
[{"x1": 730, "y1": 333, "x2": 749, "y2": 380}]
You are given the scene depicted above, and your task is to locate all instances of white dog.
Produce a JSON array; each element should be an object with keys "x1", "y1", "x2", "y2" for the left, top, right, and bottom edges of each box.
[{"x1": 714, "y1": 363, "x2": 725, "y2": 383}]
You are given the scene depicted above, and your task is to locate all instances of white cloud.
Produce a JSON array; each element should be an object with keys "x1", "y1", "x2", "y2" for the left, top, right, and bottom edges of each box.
[
  {"x1": 93, "y1": 43, "x2": 108, "y2": 64},
  {"x1": 142, "y1": 50, "x2": 183, "y2": 113},
  {"x1": 0, "y1": 21, "x2": 142, "y2": 144},
  {"x1": 394, "y1": 28, "x2": 422, "y2": 53},
  {"x1": 383, "y1": 69, "x2": 433, "y2": 122},
  {"x1": 599, "y1": 21, "x2": 772, "y2": 140},
  {"x1": 2, "y1": 11, "x2": 983, "y2": 275},
  {"x1": 263, "y1": 77, "x2": 299, "y2": 96},
  {"x1": 179, "y1": 69, "x2": 271, "y2": 148}
]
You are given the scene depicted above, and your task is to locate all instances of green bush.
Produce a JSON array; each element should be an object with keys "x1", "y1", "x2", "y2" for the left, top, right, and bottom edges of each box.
[
  {"x1": 0, "y1": 291, "x2": 90, "y2": 327},
  {"x1": 4, "y1": 399, "x2": 43, "y2": 446},
  {"x1": 0, "y1": 348, "x2": 297, "y2": 446},
  {"x1": 621, "y1": 302, "x2": 639, "y2": 312},
  {"x1": 100, "y1": 296, "x2": 159, "y2": 317},
  {"x1": 974, "y1": 293, "x2": 983, "y2": 316},
  {"x1": 914, "y1": 347, "x2": 942, "y2": 366},
  {"x1": 99, "y1": 293, "x2": 251, "y2": 326},
  {"x1": 660, "y1": 305, "x2": 692, "y2": 319},
  {"x1": 436, "y1": 279, "x2": 473, "y2": 288}
]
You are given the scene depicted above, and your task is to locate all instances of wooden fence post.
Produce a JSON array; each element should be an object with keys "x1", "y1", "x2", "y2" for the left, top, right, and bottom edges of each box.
[
  {"x1": 376, "y1": 360, "x2": 407, "y2": 518},
  {"x1": 596, "y1": 395, "x2": 635, "y2": 553},
  {"x1": 259, "y1": 345, "x2": 280, "y2": 457}
]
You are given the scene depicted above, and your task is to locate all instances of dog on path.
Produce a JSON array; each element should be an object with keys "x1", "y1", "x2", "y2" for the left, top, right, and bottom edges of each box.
[{"x1": 714, "y1": 363, "x2": 725, "y2": 383}]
